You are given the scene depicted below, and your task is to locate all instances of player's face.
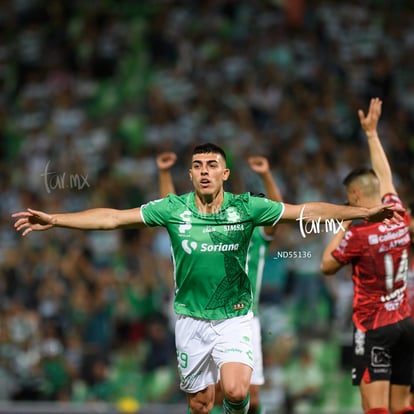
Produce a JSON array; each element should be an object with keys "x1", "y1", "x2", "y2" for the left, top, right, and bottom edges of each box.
[{"x1": 189, "y1": 153, "x2": 230, "y2": 197}]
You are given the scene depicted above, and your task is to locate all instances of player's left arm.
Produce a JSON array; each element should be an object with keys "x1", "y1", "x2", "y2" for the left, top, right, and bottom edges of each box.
[
  {"x1": 248, "y1": 156, "x2": 283, "y2": 236},
  {"x1": 156, "y1": 152, "x2": 177, "y2": 197},
  {"x1": 359, "y1": 97, "x2": 396, "y2": 197}
]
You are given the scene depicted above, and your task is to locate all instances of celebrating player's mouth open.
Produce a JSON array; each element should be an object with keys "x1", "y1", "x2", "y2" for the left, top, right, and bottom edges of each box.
[{"x1": 190, "y1": 152, "x2": 230, "y2": 211}]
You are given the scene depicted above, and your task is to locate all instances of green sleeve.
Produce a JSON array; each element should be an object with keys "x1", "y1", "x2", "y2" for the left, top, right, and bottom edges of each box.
[
  {"x1": 250, "y1": 195, "x2": 284, "y2": 227},
  {"x1": 140, "y1": 195, "x2": 173, "y2": 227}
]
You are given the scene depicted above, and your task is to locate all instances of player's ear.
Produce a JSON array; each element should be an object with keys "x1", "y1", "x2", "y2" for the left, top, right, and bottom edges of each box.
[
  {"x1": 188, "y1": 169, "x2": 192, "y2": 180},
  {"x1": 347, "y1": 191, "x2": 359, "y2": 206},
  {"x1": 223, "y1": 168, "x2": 230, "y2": 181}
]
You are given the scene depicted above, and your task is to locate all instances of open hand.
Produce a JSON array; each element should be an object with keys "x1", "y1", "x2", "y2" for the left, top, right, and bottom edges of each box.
[
  {"x1": 12, "y1": 208, "x2": 54, "y2": 236},
  {"x1": 367, "y1": 203, "x2": 404, "y2": 224},
  {"x1": 358, "y1": 97, "x2": 382, "y2": 136}
]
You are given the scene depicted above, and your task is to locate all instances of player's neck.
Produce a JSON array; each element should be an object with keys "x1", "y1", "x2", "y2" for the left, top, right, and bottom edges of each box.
[
  {"x1": 362, "y1": 196, "x2": 383, "y2": 208},
  {"x1": 352, "y1": 195, "x2": 382, "y2": 209},
  {"x1": 195, "y1": 191, "x2": 224, "y2": 214}
]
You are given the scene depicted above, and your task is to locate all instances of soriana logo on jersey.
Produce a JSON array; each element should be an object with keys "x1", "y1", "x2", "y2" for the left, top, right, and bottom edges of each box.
[
  {"x1": 181, "y1": 240, "x2": 239, "y2": 254},
  {"x1": 182, "y1": 240, "x2": 197, "y2": 254}
]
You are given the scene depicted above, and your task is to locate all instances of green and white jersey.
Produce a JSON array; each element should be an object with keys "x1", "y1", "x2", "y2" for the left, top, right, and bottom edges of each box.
[
  {"x1": 246, "y1": 227, "x2": 273, "y2": 316},
  {"x1": 140, "y1": 191, "x2": 284, "y2": 320}
]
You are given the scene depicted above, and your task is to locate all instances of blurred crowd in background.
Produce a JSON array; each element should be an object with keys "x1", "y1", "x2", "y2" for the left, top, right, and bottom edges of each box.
[{"x1": 1, "y1": 0, "x2": 414, "y2": 411}]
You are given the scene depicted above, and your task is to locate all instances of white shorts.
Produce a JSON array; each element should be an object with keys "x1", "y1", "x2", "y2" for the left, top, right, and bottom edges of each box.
[
  {"x1": 251, "y1": 315, "x2": 264, "y2": 386},
  {"x1": 175, "y1": 311, "x2": 254, "y2": 393}
]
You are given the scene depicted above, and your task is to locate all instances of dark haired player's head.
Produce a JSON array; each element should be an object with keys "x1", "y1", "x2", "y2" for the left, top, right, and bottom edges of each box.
[
  {"x1": 192, "y1": 143, "x2": 227, "y2": 165},
  {"x1": 342, "y1": 168, "x2": 380, "y2": 207},
  {"x1": 190, "y1": 143, "x2": 230, "y2": 201}
]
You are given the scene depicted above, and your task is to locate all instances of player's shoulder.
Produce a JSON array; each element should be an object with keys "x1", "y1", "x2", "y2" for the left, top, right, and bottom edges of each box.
[
  {"x1": 345, "y1": 220, "x2": 380, "y2": 245},
  {"x1": 221, "y1": 191, "x2": 248, "y2": 209},
  {"x1": 144, "y1": 192, "x2": 192, "y2": 210},
  {"x1": 226, "y1": 192, "x2": 274, "y2": 210},
  {"x1": 382, "y1": 192, "x2": 402, "y2": 205},
  {"x1": 382, "y1": 192, "x2": 411, "y2": 220},
  {"x1": 227, "y1": 191, "x2": 250, "y2": 201},
  {"x1": 382, "y1": 193, "x2": 407, "y2": 212},
  {"x1": 163, "y1": 192, "x2": 191, "y2": 202},
  {"x1": 231, "y1": 191, "x2": 279, "y2": 205},
  {"x1": 163, "y1": 192, "x2": 198, "y2": 211}
]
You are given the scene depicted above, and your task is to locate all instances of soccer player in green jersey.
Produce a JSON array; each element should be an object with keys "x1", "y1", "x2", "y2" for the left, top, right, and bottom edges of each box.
[
  {"x1": 13, "y1": 143, "x2": 400, "y2": 414},
  {"x1": 156, "y1": 152, "x2": 282, "y2": 414}
]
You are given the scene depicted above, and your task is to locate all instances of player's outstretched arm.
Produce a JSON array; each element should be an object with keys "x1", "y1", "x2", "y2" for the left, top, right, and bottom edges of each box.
[
  {"x1": 12, "y1": 207, "x2": 145, "y2": 237},
  {"x1": 281, "y1": 201, "x2": 401, "y2": 224},
  {"x1": 156, "y1": 152, "x2": 177, "y2": 197},
  {"x1": 247, "y1": 156, "x2": 282, "y2": 202},
  {"x1": 358, "y1": 97, "x2": 396, "y2": 196}
]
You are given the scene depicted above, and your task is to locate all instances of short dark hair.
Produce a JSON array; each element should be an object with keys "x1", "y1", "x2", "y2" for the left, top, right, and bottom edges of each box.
[
  {"x1": 192, "y1": 143, "x2": 227, "y2": 163},
  {"x1": 342, "y1": 167, "x2": 376, "y2": 187}
]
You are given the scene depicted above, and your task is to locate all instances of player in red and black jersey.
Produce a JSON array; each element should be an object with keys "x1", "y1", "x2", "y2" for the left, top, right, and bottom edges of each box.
[
  {"x1": 406, "y1": 205, "x2": 414, "y2": 406},
  {"x1": 404, "y1": 204, "x2": 414, "y2": 322},
  {"x1": 321, "y1": 98, "x2": 414, "y2": 414}
]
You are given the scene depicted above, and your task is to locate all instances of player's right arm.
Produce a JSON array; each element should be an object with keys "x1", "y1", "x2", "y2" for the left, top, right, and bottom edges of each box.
[
  {"x1": 280, "y1": 201, "x2": 399, "y2": 224},
  {"x1": 156, "y1": 152, "x2": 177, "y2": 197},
  {"x1": 320, "y1": 220, "x2": 352, "y2": 275},
  {"x1": 12, "y1": 207, "x2": 145, "y2": 236},
  {"x1": 358, "y1": 97, "x2": 396, "y2": 197}
]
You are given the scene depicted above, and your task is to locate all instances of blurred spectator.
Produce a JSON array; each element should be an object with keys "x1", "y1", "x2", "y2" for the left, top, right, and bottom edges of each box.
[
  {"x1": 282, "y1": 345, "x2": 323, "y2": 414},
  {"x1": 39, "y1": 332, "x2": 70, "y2": 401},
  {"x1": 84, "y1": 356, "x2": 116, "y2": 403},
  {"x1": 141, "y1": 313, "x2": 176, "y2": 402}
]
